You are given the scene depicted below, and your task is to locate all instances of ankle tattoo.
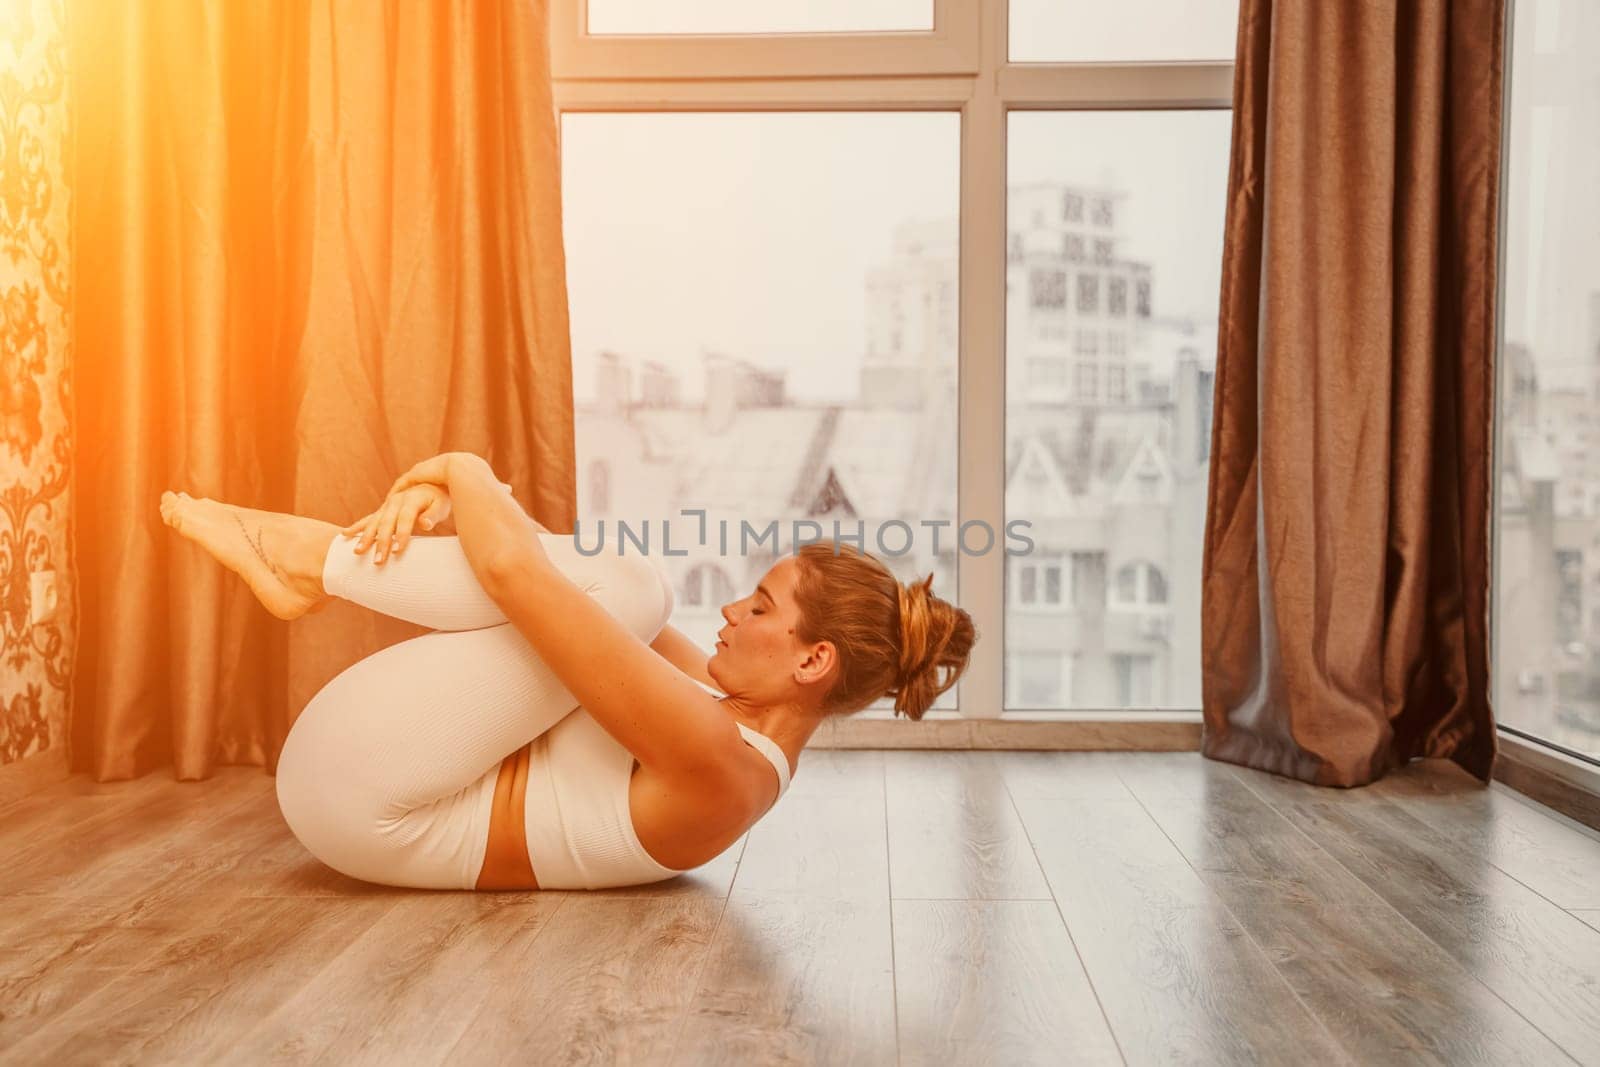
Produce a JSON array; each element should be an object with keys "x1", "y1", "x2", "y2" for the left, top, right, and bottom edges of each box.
[{"x1": 233, "y1": 513, "x2": 294, "y2": 585}]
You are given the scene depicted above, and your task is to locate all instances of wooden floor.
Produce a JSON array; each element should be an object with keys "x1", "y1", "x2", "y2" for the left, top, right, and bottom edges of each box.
[{"x1": 3, "y1": 751, "x2": 1600, "y2": 1066}]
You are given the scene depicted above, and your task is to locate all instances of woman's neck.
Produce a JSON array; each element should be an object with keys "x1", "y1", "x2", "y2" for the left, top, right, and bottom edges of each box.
[{"x1": 718, "y1": 694, "x2": 819, "y2": 754}]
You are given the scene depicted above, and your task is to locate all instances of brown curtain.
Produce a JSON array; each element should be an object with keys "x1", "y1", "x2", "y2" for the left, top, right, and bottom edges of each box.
[
  {"x1": 1201, "y1": 0, "x2": 1505, "y2": 786},
  {"x1": 69, "y1": 1, "x2": 576, "y2": 780}
]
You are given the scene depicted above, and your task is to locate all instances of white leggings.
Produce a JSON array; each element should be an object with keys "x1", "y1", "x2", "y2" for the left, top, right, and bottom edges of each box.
[{"x1": 274, "y1": 531, "x2": 674, "y2": 889}]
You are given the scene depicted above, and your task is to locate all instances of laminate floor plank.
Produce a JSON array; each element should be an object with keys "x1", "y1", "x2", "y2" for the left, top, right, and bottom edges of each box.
[
  {"x1": 1116, "y1": 754, "x2": 1574, "y2": 1066},
  {"x1": 1003, "y1": 756, "x2": 1350, "y2": 1066},
  {"x1": 724, "y1": 749, "x2": 889, "y2": 902},
  {"x1": 669, "y1": 891, "x2": 898, "y2": 1067},
  {"x1": 4, "y1": 893, "x2": 396, "y2": 1064},
  {"x1": 670, "y1": 750, "x2": 896, "y2": 1065},
  {"x1": 1369, "y1": 759, "x2": 1600, "y2": 909},
  {"x1": 892, "y1": 898, "x2": 1122, "y2": 1066},
  {"x1": 230, "y1": 893, "x2": 567, "y2": 1065},
  {"x1": 6, "y1": 752, "x2": 1599, "y2": 1065},
  {"x1": 1, "y1": 769, "x2": 256, "y2": 895},
  {"x1": 1235, "y1": 760, "x2": 1600, "y2": 1066},
  {"x1": 446, "y1": 894, "x2": 727, "y2": 1064},
  {"x1": 0, "y1": 771, "x2": 172, "y2": 848},
  {"x1": 884, "y1": 750, "x2": 1052, "y2": 901}
]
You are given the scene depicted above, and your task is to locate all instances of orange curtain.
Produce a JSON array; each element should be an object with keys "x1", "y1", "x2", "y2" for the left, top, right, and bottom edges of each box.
[
  {"x1": 69, "y1": 1, "x2": 576, "y2": 780},
  {"x1": 1201, "y1": 0, "x2": 1504, "y2": 786}
]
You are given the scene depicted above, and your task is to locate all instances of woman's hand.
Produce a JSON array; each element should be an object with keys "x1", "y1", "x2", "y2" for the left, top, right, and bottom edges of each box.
[{"x1": 342, "y1": 483, "x2": 453, "y2": 564}]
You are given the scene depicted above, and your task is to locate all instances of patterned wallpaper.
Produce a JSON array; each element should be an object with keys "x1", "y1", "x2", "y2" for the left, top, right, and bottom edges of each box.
[{"x1": 0, "y1": 0, "x2": 72, "y2": 781}]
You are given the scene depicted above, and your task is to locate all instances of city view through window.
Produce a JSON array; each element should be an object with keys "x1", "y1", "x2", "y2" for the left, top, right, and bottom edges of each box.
[
  {"x1": 561, "y1": 109, "x2": 1229, "y2": 712},
  {"x1": 1495, "y1": 0, "x2": 1600, "y2": 761}
]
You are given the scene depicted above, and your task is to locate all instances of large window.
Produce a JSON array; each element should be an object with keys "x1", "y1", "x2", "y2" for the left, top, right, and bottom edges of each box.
[
  {"x1": 562, "y1": 112, "x2": 960, "y2": 713},
  {"x1": 1495, "y1": 0, "x2": 1600, "y2": 762},
  {"x1": 553, "y1": 0, "x2": 1233, "y2": 720},
  {"x1": 1004, "y1": 111, "x2": 1229, "y2": 710},
  {"x1": 1009, "y1": 0, "x2": 1238, "y2": 63},
  {"x1": 587, "y1": 0, "x2": 934, "y2": 35}
]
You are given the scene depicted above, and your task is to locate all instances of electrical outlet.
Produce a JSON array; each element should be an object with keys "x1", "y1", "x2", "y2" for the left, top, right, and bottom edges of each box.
[{"x1": 30, "y1": 569, "x2": 59, "y2": 625}]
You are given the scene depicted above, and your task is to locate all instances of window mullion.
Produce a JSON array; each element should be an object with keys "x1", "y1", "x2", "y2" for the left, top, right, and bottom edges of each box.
[{"x1": 956, "y1": 0, "x2": 1006, "y2": 718}]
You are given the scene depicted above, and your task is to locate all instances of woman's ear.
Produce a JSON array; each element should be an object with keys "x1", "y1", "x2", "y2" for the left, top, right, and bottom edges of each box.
[{"x1": 796, "y1": 640, "x2": 838, "y2": 686}]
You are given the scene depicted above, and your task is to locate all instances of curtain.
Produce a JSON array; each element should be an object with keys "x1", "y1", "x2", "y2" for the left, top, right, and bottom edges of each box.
[
  {"x1": 69, "y1": 1, "x2": 576, "y2": 780},
  {"x1": 1201, "y1": 0, "x2": 1505, "y2": 786}
]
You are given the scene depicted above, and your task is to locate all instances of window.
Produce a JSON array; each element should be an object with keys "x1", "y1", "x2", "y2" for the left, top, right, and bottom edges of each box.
[
  {"x1": 1012, "y1": 554, "x2": 1068, "y2": 609},
  {"x1": 683, "y1": 562, "x2": 737, "y2": 607},
  {"x1": 1075, "y1": 361, "x2": 1099, "y2": 402},
  {"x1": 1094, "y1": 238, "x2": 1114, "y2": 264},
  {"x1": 1076, "y1": 273, "x2": 1099, "y2": 313},
  {"x1": 1009, "y1": 650, "x2": 1070, "y2": 707},
  {"x1": 1063, "y1": 233, "x2": 1085, "y2": 261},
  {"x1": 1112, "y1": 561, "x2": 1169, "y2": 607},
  {"x1": 1031, "y1": 268, "x2": 1067, "y2": 309},
  {"x1": 1495, "y1": 0, "x2": 1600, "y2": 761},
  {"x1": 562, "y1": 112, "x2": 958, "y2": 715},
  {"x1": 588, "y1": 0, "x2": 935, "y2": 35},
  {"x1": 1028, "y1": 357, "x2": 1069, "y2": 389},
  {"x1": 1010, "y1": 0, "x2": 1239, "y2": 63},
  {"x1": 586, "y1": 458, "x2": 612, "y2": 514},
  {"x1": 556, "y1": 1, "x2": 1233, "y2": 721},
  {"x1": 1070, "y1": 551, "x2": 1106, "y2": 610},
  {"x1": 1113, "y1": 654, "x2": 1155, "y2": 706},
  {"x1": 1108, "y1": 277, "x2": 1128, "y2": 316},
  {"x1": 1106, "y1": 364, "x2": 1128, "y2": 403},
  {"x1": 1006, "y1": 110, "x2": 1230, "y2": 711}
]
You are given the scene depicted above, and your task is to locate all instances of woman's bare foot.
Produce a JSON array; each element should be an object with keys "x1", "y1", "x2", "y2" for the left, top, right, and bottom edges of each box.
[{"x1": 159, "y1": 491, "x2": 334, "y2": 621}]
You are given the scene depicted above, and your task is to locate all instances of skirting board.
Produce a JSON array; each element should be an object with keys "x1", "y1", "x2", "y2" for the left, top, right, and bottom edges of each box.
[
  {"x1": 806, "y1": 715, "x2": 1203, "y2": 750},
  {"x1": 1493, "y1": 731, "x2": 1600, "y2": 833}
]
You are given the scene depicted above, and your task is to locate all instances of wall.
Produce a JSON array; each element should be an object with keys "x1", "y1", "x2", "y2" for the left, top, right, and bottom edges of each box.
[{"x1": 0, "y1": 0, "x2": 72, "y2": 806}]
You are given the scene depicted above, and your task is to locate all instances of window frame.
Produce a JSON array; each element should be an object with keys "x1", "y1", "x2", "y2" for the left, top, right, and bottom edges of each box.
[
  {"x1": 552, "y1": 0, "x2": 982, "y2": 80},
  {"x1": 552, "y1": 0, "x2": 1233, "y2": 720},
  {"x1": 1488, "y1": 0, "x2": 1600, "y2": 773}
]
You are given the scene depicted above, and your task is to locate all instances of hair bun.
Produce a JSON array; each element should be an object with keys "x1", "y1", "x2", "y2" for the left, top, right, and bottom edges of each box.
[
  {"x1": 891, "y1": 573, "x2": 976, "y2": 719},
  {"x1": 894, "y1": 574, "x2": 935, "y2": 683}
]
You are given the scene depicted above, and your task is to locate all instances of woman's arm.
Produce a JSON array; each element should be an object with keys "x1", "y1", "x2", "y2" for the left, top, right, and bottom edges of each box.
[
  {"x1": 649, "y1": 624, "x2": 717, "y2": 689},
  {"x1": 451, "y1": 459, "x2": 711, "y2": 690},
  {"x1": 479, "y1": 551, "x2": 746, "y2": 792},
  {"x1": 444, "y1": 455, "x2": 552, "y2": 585}
]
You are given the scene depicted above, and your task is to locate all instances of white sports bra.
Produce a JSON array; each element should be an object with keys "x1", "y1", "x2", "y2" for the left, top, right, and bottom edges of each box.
[
  {"x1": 694, "y1": 677, "x2": 795, "y2": 794},
  {"x1": 519, "y1": 677, "x2": 793, "y2": 889}
]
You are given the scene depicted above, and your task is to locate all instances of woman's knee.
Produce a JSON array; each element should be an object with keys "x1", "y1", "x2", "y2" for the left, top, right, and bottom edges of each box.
[
  {"x1": 601, "y1": 551, "x2": 675, "y2": 641},
  {"x1": 537, "y1": 532, "x2": 673, "y2": 640}
]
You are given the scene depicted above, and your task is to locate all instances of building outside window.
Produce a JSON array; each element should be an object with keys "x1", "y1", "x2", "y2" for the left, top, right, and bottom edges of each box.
[
  {"x1": 1112, "y1": 560, "x2": 1170, "y2": 607},
  {"x1": 1076, "y1": 272, "x2": 1099, "y2": 313},
  {"x1": 1108, "y1": 276, "x2": 1128, "y2": 315},
  {"x1": 1031, "y1": 267, "x2": 1067, "y2": 309},
  {"x1": 1106, "y1": 364, "x2": 1128, "y2": 403},
  {"x1": 1075, "y1": 361, "x2": 1099, "y2": 402}
]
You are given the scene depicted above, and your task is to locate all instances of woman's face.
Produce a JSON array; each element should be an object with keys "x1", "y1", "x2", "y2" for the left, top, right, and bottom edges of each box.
[{"x1": 710, "y1": 555, "x2": 828, "y2": 701}]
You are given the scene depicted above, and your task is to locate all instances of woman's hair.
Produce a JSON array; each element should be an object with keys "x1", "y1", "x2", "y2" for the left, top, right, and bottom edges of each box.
[{"x1": 790, "y1": 542, "x2": 977, "y2": 721}]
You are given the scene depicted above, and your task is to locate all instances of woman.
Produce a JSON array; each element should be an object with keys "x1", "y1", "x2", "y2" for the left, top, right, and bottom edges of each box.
[{"x1": 158, "y1": 451, "x2": 976, "y2": 891}]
